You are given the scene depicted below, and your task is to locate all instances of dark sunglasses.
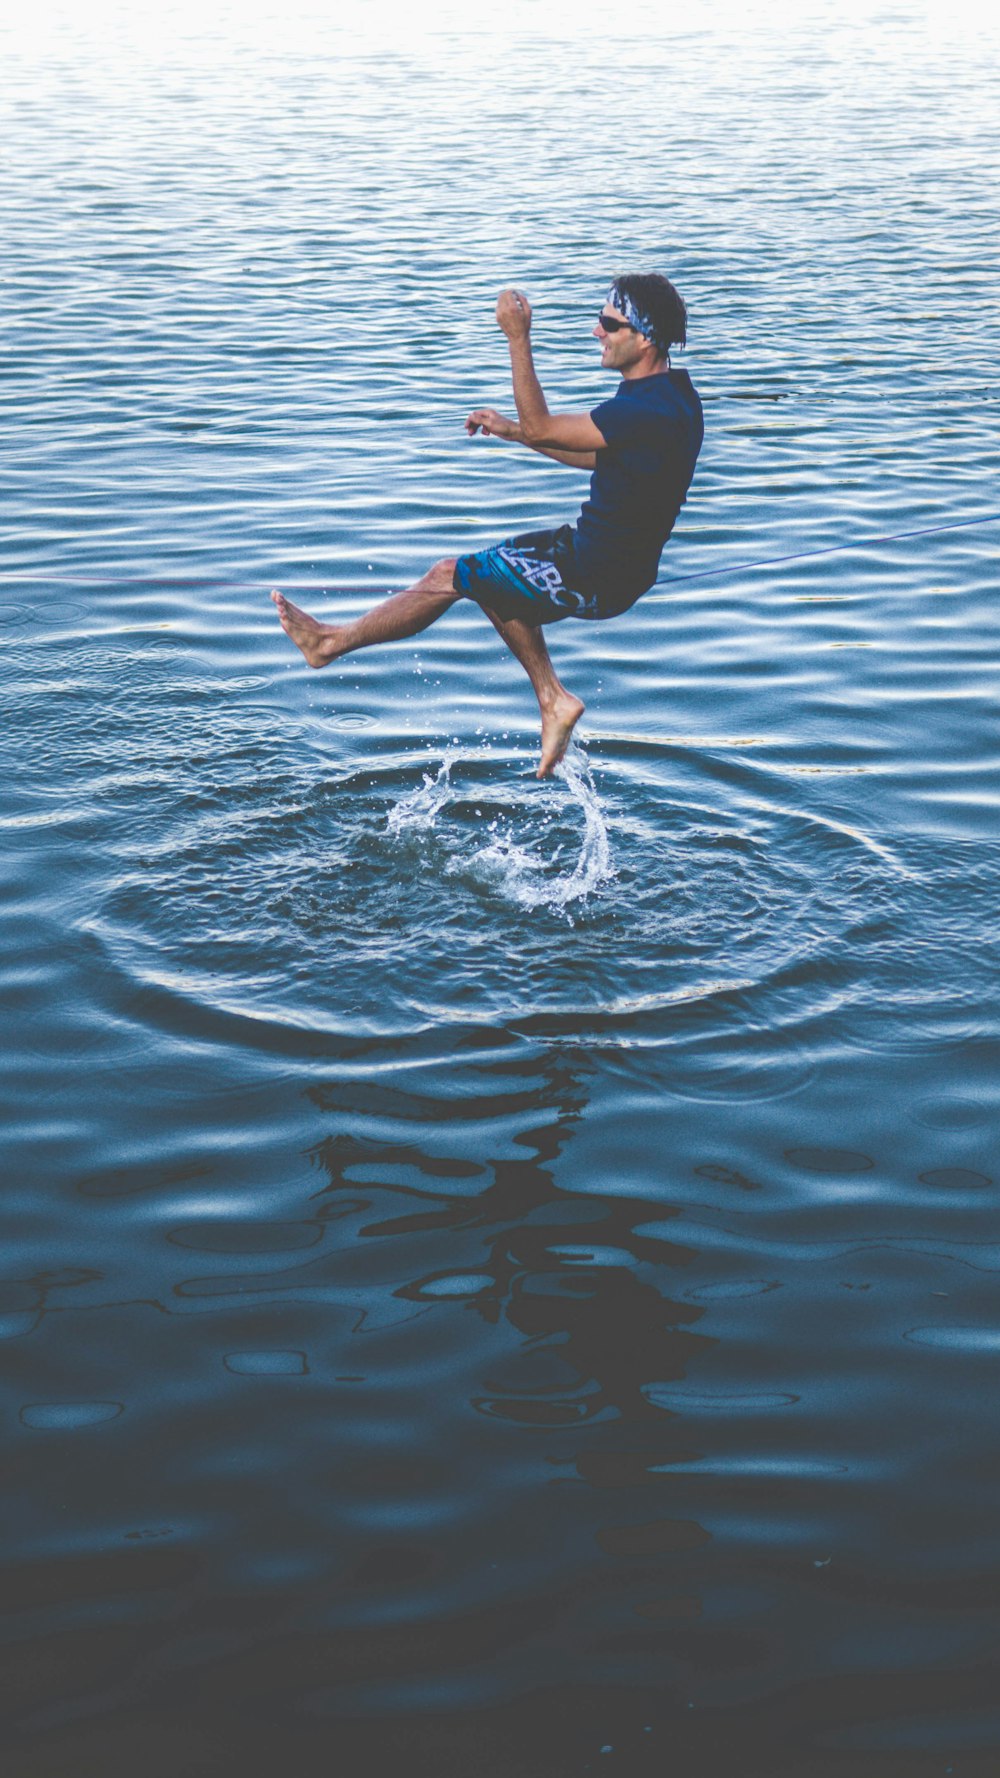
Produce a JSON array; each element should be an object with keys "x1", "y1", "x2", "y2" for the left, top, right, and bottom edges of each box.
[{"x1": 596, "y1": 310, "x2": 634, "y2": 333}]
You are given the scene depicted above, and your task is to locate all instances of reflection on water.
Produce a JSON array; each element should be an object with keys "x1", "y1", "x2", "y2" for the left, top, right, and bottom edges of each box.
[
  {"x1": 3, "y1": 0, "x2": 1000, "y2": 1771},
  {"x1": 8, "y1": 1037, "x2": 1000, "y2": 1770}
]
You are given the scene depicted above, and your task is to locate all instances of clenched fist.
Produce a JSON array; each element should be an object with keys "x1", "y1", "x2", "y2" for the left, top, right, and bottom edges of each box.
[{"x1": 495, "y1": 288, "x2": 532, "y2": 339}]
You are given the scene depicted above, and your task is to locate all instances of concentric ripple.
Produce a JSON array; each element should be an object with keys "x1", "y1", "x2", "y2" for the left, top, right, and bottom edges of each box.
[{"x1": 79, "y1": 713, "x2": 924, "y2": 1107}]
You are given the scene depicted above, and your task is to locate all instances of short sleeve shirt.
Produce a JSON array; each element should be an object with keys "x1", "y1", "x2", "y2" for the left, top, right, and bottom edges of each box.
[{"x1": 569, "y1": 369, "x2": 703, "y2": 616}]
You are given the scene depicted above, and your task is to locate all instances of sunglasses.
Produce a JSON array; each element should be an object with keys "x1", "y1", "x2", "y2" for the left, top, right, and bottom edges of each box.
[{"x1": 596, "y1": 310, "x2": 635, "y2": 333}]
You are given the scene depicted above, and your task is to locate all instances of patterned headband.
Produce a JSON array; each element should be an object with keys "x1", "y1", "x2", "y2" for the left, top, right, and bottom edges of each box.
[{"x1": 607, "y1": 283, "x2": 664, "y2": 351}]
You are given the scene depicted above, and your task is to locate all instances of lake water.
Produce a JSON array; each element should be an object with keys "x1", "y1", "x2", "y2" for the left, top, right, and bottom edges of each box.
[{"x1": 2, "y1": 2, "x2": 1000, "y2": 1772}]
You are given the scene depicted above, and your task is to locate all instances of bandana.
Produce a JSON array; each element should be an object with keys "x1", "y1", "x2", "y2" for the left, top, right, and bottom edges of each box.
[{"x1": 607, "y1": 282, "x2": 664, "y2": 352}]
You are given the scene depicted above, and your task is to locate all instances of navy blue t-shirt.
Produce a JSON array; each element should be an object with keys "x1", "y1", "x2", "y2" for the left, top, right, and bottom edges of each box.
[{"x1": 570, "y1": 369, "x2": 703, "y2": 615}]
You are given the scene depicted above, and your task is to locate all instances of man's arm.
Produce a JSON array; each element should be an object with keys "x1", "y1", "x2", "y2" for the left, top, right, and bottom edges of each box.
[
  {"x1": 465, "y1": 405, "x2": 596, "y2": 470},
  {"x1": 496, "y1": 288, "x2": 608, "y2": 456}
]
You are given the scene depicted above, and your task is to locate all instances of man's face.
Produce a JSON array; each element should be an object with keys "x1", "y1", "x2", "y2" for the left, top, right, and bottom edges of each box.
[{"x1": 593, "y1": 305, "x2": 649, "y2": 372}]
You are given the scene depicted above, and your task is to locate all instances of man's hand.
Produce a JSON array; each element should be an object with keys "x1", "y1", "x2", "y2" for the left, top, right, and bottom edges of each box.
[
  {"x1": 495, "y1": 288, "x2": 532, "y2": 340},
  {"x1": 465, "y1": 407, "x2": 519, "y2": 441}
]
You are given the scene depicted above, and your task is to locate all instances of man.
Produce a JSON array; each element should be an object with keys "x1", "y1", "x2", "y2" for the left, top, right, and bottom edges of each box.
[{"x1": 272, "y1": 273, "x2": 703, "y2": 777}]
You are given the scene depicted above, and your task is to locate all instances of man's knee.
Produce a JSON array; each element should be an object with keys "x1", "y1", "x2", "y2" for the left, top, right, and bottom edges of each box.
[
  {"x1": 433, "y1": 556, "x2": 458, "y2": 587},
  {"x1": 416, "y1": 557, "x2": 459, "y2": 596}
]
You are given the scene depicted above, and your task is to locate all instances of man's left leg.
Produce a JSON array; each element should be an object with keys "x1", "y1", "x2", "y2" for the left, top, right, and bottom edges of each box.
[
  {"x1": 271, "y1": 558, "x2": 460, "y2": 668},
  {"x1": 483, "y1": 607, "x2": 584, "y2": 778}
]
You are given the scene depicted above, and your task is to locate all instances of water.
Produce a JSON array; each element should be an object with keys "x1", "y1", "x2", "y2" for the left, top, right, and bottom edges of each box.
[{"x1": 2, "y1": 1, "x2": 1000, "y2": 1771}]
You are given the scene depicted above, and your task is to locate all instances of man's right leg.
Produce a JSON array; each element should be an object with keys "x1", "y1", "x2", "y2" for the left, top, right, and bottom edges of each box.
[
  {"x1": 483, "y1": 608, "x2": 584, "y2": 778},
  {"x1": 271, "y1": 558, "x2": 459, "y2": 668}
]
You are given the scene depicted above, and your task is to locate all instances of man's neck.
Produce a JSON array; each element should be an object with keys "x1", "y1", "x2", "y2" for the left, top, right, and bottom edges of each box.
[{"x1": 620, "y1": 354, "x2": 669, "y2": 382}]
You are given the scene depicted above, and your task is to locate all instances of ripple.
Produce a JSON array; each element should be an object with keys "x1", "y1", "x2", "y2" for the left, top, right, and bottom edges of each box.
[
  {"x1": 665, "y1": 1454, "x2": 852, "y2": 1478},
  {"x1": 80, "y1": 727, "x2": 879, "y2": 1078},
  {"x1": 327, "y1": 710, "x2": 377, "y2": 729},
  {"x1": 917, "y1": 1167, "x2": 993, "y2": 1190},
  {"x1": 784, "y1": 1146, "x2": 875, "y2": 1175},
  {"x1": 905, "y1": 1326, "x2": 1000, "y2": 1353},
  {"x1": 0, "y1": 603, "x2": 37, "y2": 629},
  {"x1": 409, "y1": 1272, "x2": 494, "y2": 1299},
  {"x1": 24, "y1": 599, "x2": 90, "y2": 627},
  {"x1": 643, "y1": 1387, "x2": 800, "y2": 1413},
  {"x1": 223, "y1": 1351, "x2": 309, "y2": 1376},
  {"x1": 685, "y1": 1279, "x2": 779, "y2": 1301},
  {"x1": 20, "y1": 1402, "x2": 124, "y2": 1430},
  {"x1": 909, "y1": 1097, "x2": 992, "y2": 1130},
  {"x1": 167, "y1": 1221, "x2": 323, "y2": 1254}
]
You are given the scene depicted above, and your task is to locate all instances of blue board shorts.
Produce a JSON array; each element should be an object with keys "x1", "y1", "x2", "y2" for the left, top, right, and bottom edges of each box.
[{"x1": 452, "y1": 525, "x2": 603, "y2": 624}]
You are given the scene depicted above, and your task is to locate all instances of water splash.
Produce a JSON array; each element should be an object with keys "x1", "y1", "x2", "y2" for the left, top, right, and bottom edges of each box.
[
  {"x1": 386, "y1": 751, "x2": 461, "y2": 837},
  {"x1": 386, "y1": 744, "x2": 615, "y2": 915}
]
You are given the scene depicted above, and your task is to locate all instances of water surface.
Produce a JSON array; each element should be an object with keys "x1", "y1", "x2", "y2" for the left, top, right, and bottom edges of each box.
[{"x1": 2, "y1": 3, "x2": 1000, "y2": 1772}]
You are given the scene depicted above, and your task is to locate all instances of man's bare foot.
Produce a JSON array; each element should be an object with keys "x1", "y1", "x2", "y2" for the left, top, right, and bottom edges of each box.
[
  {"x1": 538, "y1": 693, "x2": 585, "y2": 778},
  {"x1": 270, "y1": 590, "x2": 343, "y2": 668}
]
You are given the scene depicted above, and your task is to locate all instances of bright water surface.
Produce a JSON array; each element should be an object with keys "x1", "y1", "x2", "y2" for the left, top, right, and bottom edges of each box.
[{"x1": 2, "y1": 2, "x2": 1000, "y2": 1772}]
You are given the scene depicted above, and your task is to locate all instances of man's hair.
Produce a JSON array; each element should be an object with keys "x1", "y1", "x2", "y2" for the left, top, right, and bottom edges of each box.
[{"x1": 610, "y1": 271, "x2": 688, "y2": 354}]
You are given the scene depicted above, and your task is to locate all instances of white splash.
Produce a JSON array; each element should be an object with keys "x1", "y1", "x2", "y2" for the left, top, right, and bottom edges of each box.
[
  {"x1": 386, "y1": 752, "x2": 459, "y2": 836},
  {"x1": 386, "y1": 744, "x2": 615, "y2": 913}
]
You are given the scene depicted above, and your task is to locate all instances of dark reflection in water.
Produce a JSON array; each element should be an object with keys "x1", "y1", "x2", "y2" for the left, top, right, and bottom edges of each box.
[{"x1": 5, "y1": 1062, "x2": 725, "y2": 1773}]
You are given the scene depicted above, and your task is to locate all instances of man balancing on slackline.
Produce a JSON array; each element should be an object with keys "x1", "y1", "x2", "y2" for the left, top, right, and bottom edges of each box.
[{"x1": 271, "y1": 274, "x2": 703, "y2": 777}]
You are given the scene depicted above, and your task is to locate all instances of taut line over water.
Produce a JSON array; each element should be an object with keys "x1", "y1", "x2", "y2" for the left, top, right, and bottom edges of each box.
[{"x1": 3, "y1": 508, "x2": 997, "y2": 594}]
